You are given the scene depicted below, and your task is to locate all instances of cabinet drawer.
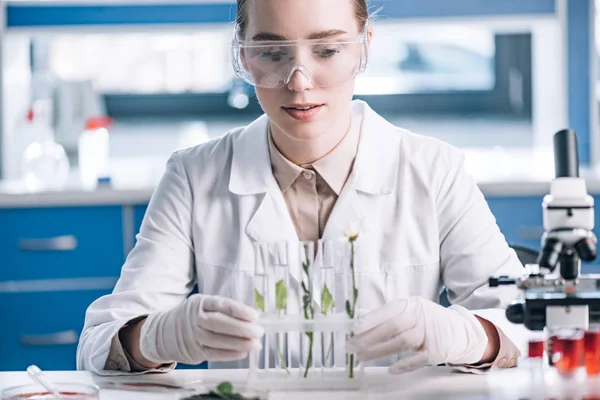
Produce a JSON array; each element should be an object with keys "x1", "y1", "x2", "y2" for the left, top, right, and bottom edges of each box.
[
  {"x1": 0, "y1": 288, "x2": 112, "y2": 371},
  {"x1": 0, "y1": 207, "x2": 125, "y2": 281},
  {"x1": 486, "y1": 196, "x2": 544, "y2": 252}
]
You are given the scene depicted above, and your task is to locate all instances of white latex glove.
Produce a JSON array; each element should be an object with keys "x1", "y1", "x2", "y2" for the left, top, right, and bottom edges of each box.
[
  {"x1": 139, "y1": 294, "x2": 264, "y2": 365},
  {"x1": 347, "y1": 296, "x2": 488, "y2": 373}
]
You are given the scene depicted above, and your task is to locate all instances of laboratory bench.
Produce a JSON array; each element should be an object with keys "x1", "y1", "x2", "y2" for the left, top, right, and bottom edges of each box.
[
  {"x1": 0, "y1": 365, "x2": 588, "y2": 400},
  {"x1": 3, "y1": 170, "x2": 600, "y2": 372}
]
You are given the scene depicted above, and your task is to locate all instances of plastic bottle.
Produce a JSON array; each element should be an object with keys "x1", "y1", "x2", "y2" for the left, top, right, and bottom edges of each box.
[
  {"x1": 78, "y1": 116, "x2": 113, "y2": 189},
  {"x1": 21, "y1": 100, "x2": 70, "y2": 192}
]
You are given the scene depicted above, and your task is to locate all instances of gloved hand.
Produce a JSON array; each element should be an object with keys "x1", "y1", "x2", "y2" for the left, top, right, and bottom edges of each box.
[
  {"x1": 139, "y1": 294, "x2": 264, "y2": 365},
  {"x1": 347, "y1": 296, "x2": 488, "y2": 373}
]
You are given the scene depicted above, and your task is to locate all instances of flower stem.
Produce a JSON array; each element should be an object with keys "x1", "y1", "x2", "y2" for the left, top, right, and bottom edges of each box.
[
  {"x1": 304, "y1": 332, "x2": 314, "y2": 378},
  {"x1": 301, "y1": 245, "x2": 315, "y2": 378},
  {"x1": 325, "y1": 332, "x2": 334, "y2": 362},
  {"x1": 276, "y1": 310, "x2": 290, "y2": 375},
  {"x1": 347, "y1": 239, "x2": 358, "y2": 378}
]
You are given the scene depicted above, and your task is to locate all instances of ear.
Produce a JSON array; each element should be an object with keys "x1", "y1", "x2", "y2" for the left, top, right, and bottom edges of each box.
[{"x1": 367, "y1": 24, "x2": 374, "y2": 46}]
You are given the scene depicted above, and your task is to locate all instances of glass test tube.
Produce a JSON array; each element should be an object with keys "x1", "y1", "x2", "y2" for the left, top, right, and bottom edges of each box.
[
  {"x1": 317, "y1": 240, "x2": 336, "y2": 370},
  {"x1": 344, "y1": 238, "x2": 360, "y2": 377},
  {"x1": 298, "y1": 241, "x2": 315, "y2": 376},
  {"x1": 273, "y1": 241, "x2": 291, "y2": 373},
  {"x1": 252, "y1": 242, "x2": 269, "y2": 371}
]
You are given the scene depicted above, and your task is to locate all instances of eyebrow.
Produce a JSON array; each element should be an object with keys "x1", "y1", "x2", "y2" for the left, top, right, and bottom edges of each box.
[{"x1": 251, "y1": 29, "x2": 348, "y2": 41}]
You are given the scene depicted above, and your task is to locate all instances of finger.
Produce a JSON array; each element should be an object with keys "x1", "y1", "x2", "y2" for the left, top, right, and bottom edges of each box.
[
  {"x1": 200, "y1": 347, "x2": 250, "y2": 362},
  {"x1": 200, "y1": 310, "x2": 265, "y2": 340},
  {"x1": 353, "y1": 326, "x2": 423, "y2": 362},
  {"x1": 202, "y1": 296, "x2": 260, "y2": 322},
  {"x1": 352, "y1": 298, "x2": 409, "y2": 336},
  {"x1": 389, "y1": 350, "x2": 429, "y2": 374},
  {"x1": 348, "y1": 314, "x2": 417, "y2": 352},
  {"x1": 198, "y1": 329, "x2": 262, "y2": 353}
]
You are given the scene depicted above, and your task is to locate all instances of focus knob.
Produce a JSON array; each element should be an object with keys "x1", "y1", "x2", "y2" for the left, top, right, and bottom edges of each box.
[{"x1": 506, "y1": 301, "x2": 525, "y2": 324}]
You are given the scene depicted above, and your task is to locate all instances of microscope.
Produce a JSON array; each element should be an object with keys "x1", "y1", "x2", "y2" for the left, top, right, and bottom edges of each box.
[{"x1": 489, "y1": 129, "x2": 599, "y2": 331}]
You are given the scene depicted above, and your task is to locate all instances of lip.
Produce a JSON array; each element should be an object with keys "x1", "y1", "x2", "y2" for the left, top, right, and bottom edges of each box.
[
  {"x1": 283, "y1": 103, "x2": 322, "y2": 108},
  {"x1": 281, "y1": 104, "x2": 323, "y2": 121}
]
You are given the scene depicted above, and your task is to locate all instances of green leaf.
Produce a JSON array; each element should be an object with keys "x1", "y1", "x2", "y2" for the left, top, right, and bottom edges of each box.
[
  {"x1": 301, "y1": 281, "x2": 309, "y2": 294},
  {"x1": 254, "y1": 289, "x2": 264, "y2": 312},
  {"x1": 276, "y1": 280, "x2": 287, "y2": 311},
  {"x1": 345, "y1": 300, "x2": 352, "y2": 318},
  {"x1": 353, "y1": 287, "x2": 358, "y2": 303},
  {"x1": 321, "y1": 284, "x2": 334, "y2": 315},
  {"x1": 216, "y1": 381, "x2": 233, "y2": 396},
  {"x1": 303, "y1": 260, "x2": 309, "y2": 275}
]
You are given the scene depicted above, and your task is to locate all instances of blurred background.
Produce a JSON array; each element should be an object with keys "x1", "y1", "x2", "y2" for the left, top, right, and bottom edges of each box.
[{"x1": 0, "y1": 0, "x2": 598, "y2": 372}]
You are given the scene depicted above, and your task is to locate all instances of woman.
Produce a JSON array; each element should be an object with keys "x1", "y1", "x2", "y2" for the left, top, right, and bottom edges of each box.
[{"x1": 77, "y1": 0, "x2": 526, "y2": 376}]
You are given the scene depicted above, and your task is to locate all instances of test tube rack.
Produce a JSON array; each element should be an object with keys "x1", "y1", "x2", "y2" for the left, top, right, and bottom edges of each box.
[{"x1": 246, "y1": 239, "x2": 364, "y2": 390}]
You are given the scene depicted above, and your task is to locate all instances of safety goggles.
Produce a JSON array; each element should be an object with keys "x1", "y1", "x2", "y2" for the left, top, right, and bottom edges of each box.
[{"x1": 232, "y1": 24, "x2": 369, "y2": 89}]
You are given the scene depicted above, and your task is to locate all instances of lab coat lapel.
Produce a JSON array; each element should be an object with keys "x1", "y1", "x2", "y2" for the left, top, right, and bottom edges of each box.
[
  {"x1": 322, "y1": 100, "x2": 401, "y2": 242},
  {"x1": 228, "y1": 114, "x2": 300, "y2": 279}
]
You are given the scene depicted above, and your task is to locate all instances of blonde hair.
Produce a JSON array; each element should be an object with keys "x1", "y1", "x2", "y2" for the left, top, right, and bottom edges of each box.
[{"x1": 235, "y1": 0, "x2": 370, "y2": 38}]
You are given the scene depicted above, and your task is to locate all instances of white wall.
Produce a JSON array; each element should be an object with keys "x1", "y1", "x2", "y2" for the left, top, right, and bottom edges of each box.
[{"x1": 2, "y1": 34, "x2": 32, "y2": 181}]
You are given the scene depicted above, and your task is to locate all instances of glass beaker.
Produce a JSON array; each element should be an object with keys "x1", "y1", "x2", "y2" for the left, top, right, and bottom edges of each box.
[
  {"x1": 551, "y1": 328, "x2": 584, "y2": 377},
  {"x1": 585, "y1": 325, "x2": 600, "y2": 376}
]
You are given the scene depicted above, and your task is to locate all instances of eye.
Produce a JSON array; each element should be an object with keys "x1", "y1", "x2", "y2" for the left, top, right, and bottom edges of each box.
[
  {"x1": 315, "y1": 47, "x2": 340, "y2": 58},
  {"x1": 259, "y1": 49, "x2": 287, "y2": 61}
]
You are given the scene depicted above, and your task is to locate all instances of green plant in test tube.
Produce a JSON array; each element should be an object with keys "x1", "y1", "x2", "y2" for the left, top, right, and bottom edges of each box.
[
  {"x1": 275, "y1": 278, "x2": 290, "y2": 374},
  {"x1": 254, "y1": 289, "x2": 265, "y2": 313},
  {"x1": 321, "y1": 282, "x2": 335, "y2": 361},
  {"x1": 301, "y1": 244, "x2": 315, "y2": 378},
  {"x1": 344, "y1": 232, "x2": 359, "y2": 378}
]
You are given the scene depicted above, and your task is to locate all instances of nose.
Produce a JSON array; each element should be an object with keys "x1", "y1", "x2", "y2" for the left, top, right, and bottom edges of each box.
[{"x1": 285, "y1": 66, "x2": 313, "y2": 92}]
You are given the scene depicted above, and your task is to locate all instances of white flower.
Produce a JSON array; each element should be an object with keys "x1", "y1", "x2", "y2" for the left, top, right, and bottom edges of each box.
[{"x1": 344, "y1": 222, "x2": 359, "y2": 242}]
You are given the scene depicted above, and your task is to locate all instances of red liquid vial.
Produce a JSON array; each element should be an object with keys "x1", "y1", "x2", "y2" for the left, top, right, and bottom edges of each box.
[
  {"x1": 528, "y1": 339, "x2": 545, "y2": 359},
  {"x1": 555, "y1": 333, "x2": 584, "y2": 376},
  {"x1": 585, "y1": 328, "x2": 600, "y2": 376}
]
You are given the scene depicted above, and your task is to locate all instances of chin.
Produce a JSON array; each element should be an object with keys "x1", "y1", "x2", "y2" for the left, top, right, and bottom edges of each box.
[{"x1": 279, "y1": 119, "x2": 327, "y2": 141}]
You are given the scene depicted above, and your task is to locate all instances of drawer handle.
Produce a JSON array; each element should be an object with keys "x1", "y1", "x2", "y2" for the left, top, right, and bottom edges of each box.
[
  {"x1": 517, "y1": 226, "x2": 545, "y2": 240},
  {"x1": 20, "y1": 330, "x2": 79, "y2": 346},
  {"x1": 18, "y1": 235, "x2": 77, "y2": 251}
]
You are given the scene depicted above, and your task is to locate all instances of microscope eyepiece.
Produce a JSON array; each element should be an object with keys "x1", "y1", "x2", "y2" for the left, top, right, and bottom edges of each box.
[{"x1": 554, "y1": 129, "x2": 579, "y2": 178}]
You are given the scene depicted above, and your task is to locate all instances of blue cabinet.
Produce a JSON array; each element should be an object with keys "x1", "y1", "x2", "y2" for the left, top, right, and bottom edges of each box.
[
  {"x1": 0, "y1": 206, "x2": 124, "y2": 371},
  {"x1": 0, "y1": 288, "x2": 113, "y2": 371},
  {"x1": 0, "y1": 206, "x2": 125, "y2": 281}
]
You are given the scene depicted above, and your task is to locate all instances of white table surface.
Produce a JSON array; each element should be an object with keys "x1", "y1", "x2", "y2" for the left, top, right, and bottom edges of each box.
[
  {"x1": 2, "y1": 366, "x2": 598, "y2": 400},
  {"x1": 0, "y1": 367, "x2": 491, "y2": 399}
]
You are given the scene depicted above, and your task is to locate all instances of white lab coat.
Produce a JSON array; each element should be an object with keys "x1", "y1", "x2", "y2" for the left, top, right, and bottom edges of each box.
[{"x1": 77, "y1": 100, "x2": 526, "y2": 375}]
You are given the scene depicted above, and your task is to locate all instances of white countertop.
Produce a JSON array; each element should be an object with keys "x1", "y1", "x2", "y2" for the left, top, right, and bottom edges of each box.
[{"x1": 1, "y1": 366, "x2": 600, "y2": 399}]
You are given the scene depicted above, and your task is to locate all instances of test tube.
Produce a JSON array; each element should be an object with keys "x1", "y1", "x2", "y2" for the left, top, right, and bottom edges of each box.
[
  {"x1": 317, "y1": 240, "x2": 336, "y2": 370},
  {"x1": 253, "y1": 242, "x2": 269, "y2": 371},
  {"x1": 273, "y1": 241, "x2": 290, "y2": 374},
  {"x1": 344, "y1": 238, "x2": 360, "y2": 378},
  {"x1": 585, "y1": 325, "x2": 600, "y2": 376},
  {"x1": 298, "y1": 241, "x2": 315, "y2": 377}
]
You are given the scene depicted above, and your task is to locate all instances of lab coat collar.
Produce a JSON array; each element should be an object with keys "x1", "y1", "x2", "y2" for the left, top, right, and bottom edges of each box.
[
  {"x1": 349, "y1": 100, "x2": 400, "y2": 195},
  {"x1": 229, "y1": 113, "x2": 273, "y2": 195},
  {"x1": 229, "y1": 99, "x2": 400, "y2": 196}
]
